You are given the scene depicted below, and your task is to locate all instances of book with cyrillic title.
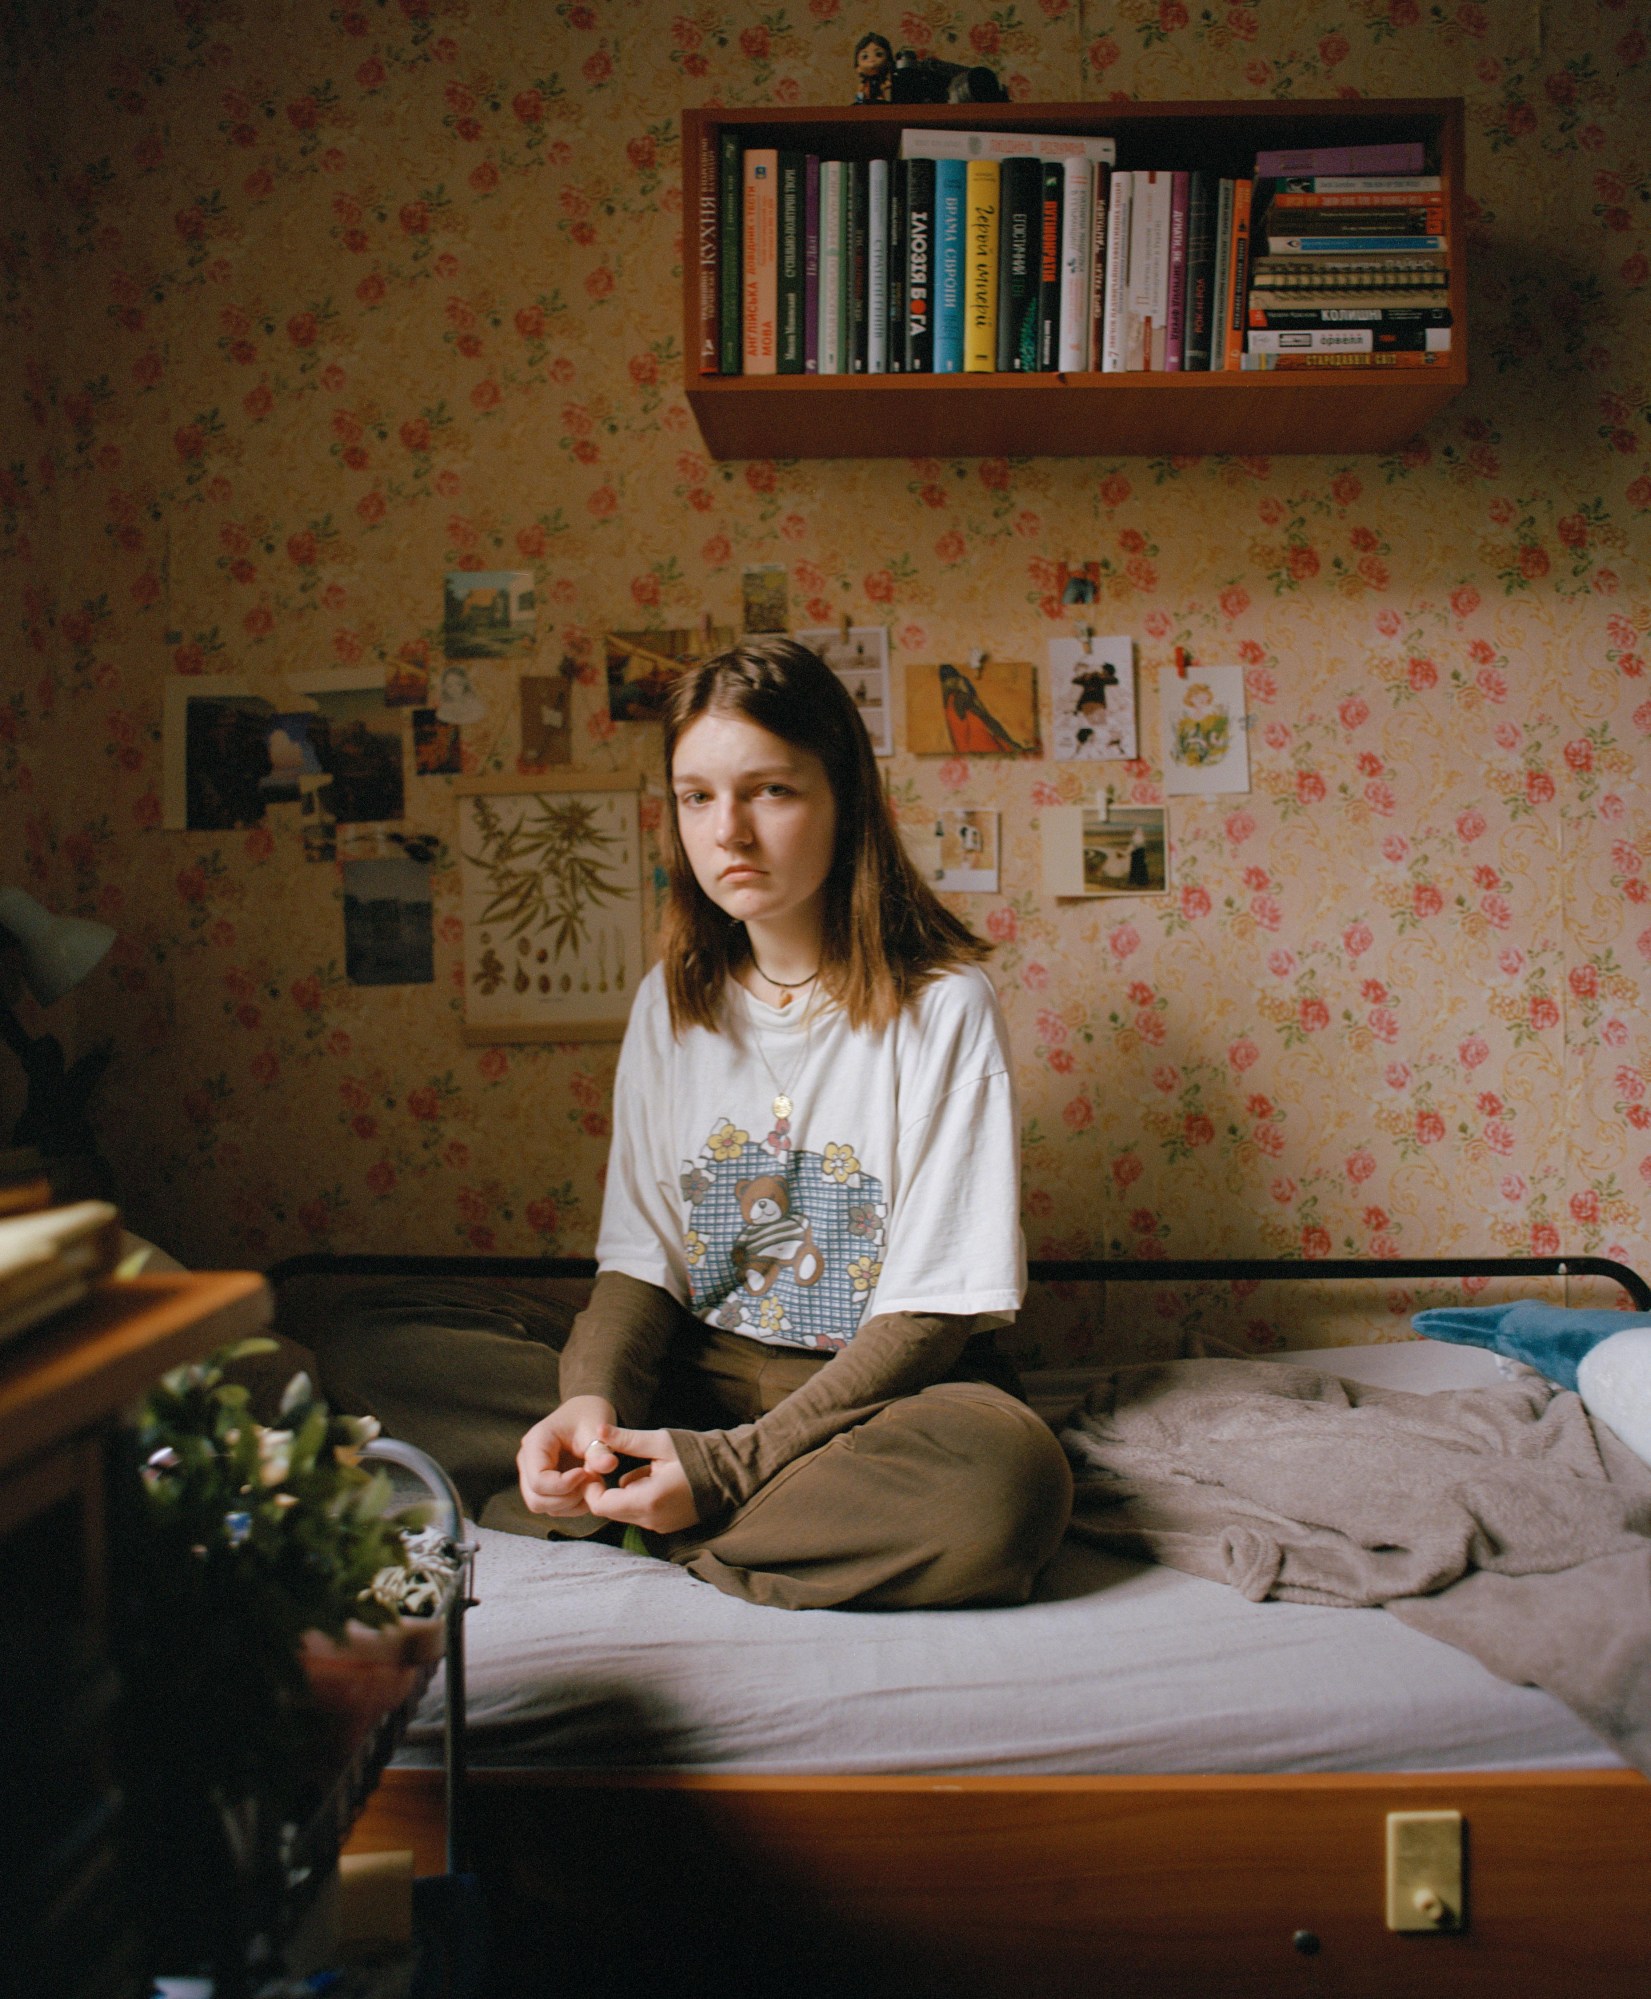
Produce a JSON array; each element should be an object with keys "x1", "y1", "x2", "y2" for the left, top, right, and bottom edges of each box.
[
  {"x1": 905, "y1": 156, "x2": 935, "y2": 373},
  {"x1": 867, "y1": 157, "x2": 889, "y2": 373},
  {"x1": 718, "y1": 131, "x2": 742, "y2": 374},
  {"x1": 996, "y1": 156, "x2": 1041, "y2": 371},
  {"x1": 934, "y1": 157, "x2": 967, "y2": 372},
  {"x1": 1267, "y1": 233, "x2": 1448, "y2": 255},
  {"x1": 742, "y1": 148, "x2": 778, "y2": 374},
  {"x1": 1036, "y1": 161, "x2": 1063, "y2": 371},
  {"x1": 1057, "y1": 154, "x2": 1092, "y2": 373},
  {"x1": 1100, "y1": 169, "x2": 1133, "y2": 372},
  {"x1": 818, "y1": 161, "x2": 844, "y2": 374},
  {"x1": 1254, "y1": 140, "x2": 1423, "y2": 177},
  {"x1": 1163, "y1": 170, "x2": 1188, "y2": 371},
  {"x1": 1247, "y1": 325, "x2": 1451, "y2": 352},
  {"x1": 963, "y1": 159, "x2": 1001, "y2": 371},
  {"x1": 777, "y1": 151, "x2": 805, "y2": 373},
  {"x1": 1221, "y1": 178, "x2": 1253, "y2": 369}
]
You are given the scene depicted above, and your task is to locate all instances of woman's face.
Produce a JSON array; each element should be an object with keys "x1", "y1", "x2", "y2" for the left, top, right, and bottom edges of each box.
[{"x1": 671, "y1": 710, "x2": 838, "y2": 938}]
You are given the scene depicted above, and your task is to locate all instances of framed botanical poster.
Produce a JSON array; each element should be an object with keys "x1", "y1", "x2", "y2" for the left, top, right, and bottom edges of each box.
[{"x1": 456, "y1": 773, "x2": 645, "y2": 1043}]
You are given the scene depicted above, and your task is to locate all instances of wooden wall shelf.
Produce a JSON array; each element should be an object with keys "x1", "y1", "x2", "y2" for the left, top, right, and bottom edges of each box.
[{"x1": 681, "y1": 99, "x2": 1468, "y2": 462}]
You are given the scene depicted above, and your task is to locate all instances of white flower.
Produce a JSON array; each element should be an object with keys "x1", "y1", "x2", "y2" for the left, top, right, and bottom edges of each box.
[{"x1": 256, "y1": 1428, "x2": 294, "y2": 1486}]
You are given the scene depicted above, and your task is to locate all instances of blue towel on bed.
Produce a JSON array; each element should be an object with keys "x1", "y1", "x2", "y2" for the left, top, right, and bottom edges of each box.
[{"x1": 1413, "y1": 1301, "x2": 1651, "y2": 1392}]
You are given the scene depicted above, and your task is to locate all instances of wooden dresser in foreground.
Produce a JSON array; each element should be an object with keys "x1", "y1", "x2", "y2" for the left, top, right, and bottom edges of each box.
[{"x1": 0, "y1": 1272, "x2": 271, "y2": 1999}]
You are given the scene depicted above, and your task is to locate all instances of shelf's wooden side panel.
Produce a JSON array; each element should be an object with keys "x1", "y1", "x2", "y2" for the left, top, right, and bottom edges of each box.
[{"x1": 687, "y1": 373, "x2": 1464, "y2": 460}]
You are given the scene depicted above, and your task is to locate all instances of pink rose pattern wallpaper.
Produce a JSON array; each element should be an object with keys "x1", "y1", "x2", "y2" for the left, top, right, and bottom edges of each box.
[{"x1": 2, "y1": 0, "x2": 1647, "y2": 1363}]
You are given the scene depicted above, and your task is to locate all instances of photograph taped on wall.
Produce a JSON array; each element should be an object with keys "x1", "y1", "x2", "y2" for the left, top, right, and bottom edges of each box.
[
  {"x1": 606, "y1": 626, "x2": 735, "y2": 725},
  {"x1": 413, "y1": 707, "x2": 461, "y2": 774},
  {"x1": 794, "y1": 624, "x2": 893, "y2": 756},
  {"x1": 906, "y1": 659, "x2": 1040, "y2": 756},
  {"x1": 286, "y1": 668, "x2": 407, "y2": 825},
  {"x1": 433, "y1": 660, "x2": 486, "y2": 726},
  {"x1": 165, "y1": 678, "x2": 275, "y2": 830},
  {"x1": 343, "y1": 855, "x2": 435, "y2": 986},
  {"x1": 1049, "y1": 634, "x2": 1137, "y2": 762},
  {"x1": 457, "y1": 773, "x2": 645, "y2": 1042},
  {"x1": 903, "y1": 808, "x2": 1000, "y2": 893},
  {"x1": 1042, "y1": 803, "x2": 1169, "y2": 898},
  {"x1": 384, "y1": 644, "x2": 432, "y2": 708},
  {"x1": 444, "y1": 569, "x2": 537, "y2": 660},
  {"x1": 1159, "y1": 662, "x2": 1251, "y2": 796},
  {"x1": 742, "y1": 564, "x2": 790, "y2": 633},
  {"x1": 520, "y1": 663, "x2": 575, "y2": 768}
]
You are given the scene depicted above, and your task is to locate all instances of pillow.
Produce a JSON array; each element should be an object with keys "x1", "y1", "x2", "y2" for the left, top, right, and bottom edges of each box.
[
  {"x1": 1411, "y1": 1300, "x2": 1651, "y2": 1393},
  {"x1": 1576, "y1": 1327, "x2": 1651, "y2": 1468}
]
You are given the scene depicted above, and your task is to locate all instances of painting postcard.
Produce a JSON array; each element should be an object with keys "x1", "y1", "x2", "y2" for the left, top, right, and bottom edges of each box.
[
  {"x1": 457, "y1": 774, "x2": 644, "y2": 1041},
  {"x1": 384, "y1": 643, "x2": 431, "y2": 708},
  {"x1": 413, "y1": 707, "x2": 462, "y2": 775},
  {"x1": 520, "y1": 664, "x2": 575, "y2": 769},
  {"x1": 1042, "y1": 803, "x2": 1168, "y2": 898},
  {"x1": 164, "y1": 678, "x2": 267, "y2": 830},
  {"x1": 605, "y1": 626, "x2": 734, "y2": 725},
  {"x1": 794, "y1": 624, "x2": 893, "y2": 757},
  {"x1": 1159, "y1": 663, "x2": 1251, "y2": 797},
  {"x1": 906, "y1": 809, "x2": 1001, "y2": 894},
  {"x1": 741, "y1": 563, "x2": 790, "y2": 634},
  {"x1": 443, "y1": 570, "x2": 537, "y2": 660},
  {"x1": 1049, "y1": 635, "x2": 1136, "y2": 762},
  {"x1": 343, "y1": 855, "x2": 435, "y2": 986},
  {"x1": 287, "y1": 669, "x2": 406, "y2": 825},
  {"x1": 906, "y1": 660, "x2": 1040, "y2": 757}
]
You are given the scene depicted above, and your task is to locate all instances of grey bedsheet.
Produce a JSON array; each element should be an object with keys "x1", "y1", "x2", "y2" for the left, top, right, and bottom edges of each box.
[{"x1": 399, "y1": 1341, "x2": 1623, "y2": 1777}]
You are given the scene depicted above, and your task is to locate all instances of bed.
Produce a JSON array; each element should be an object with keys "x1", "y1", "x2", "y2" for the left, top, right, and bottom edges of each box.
[{"x1": 271, "y1": 1252, "x2": 1651, "y2": 1997}]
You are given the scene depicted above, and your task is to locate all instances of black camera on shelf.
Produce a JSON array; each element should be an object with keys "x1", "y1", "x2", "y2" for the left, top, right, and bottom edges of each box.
[{"x1": 889, "y1": 49, "x2": 1009, "y2": 104}]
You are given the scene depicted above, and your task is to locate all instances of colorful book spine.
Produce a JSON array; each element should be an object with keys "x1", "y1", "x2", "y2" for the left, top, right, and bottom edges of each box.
[
  {"x1": 1239, "y1": 347, "x2": 1451, "y2": 369},
  {"x1": 1181, "y1": 170, "x2": 1215, "y2": 372},
  {"x1": 1086, "y1": 161, "x2": 1109, "y2": 371},
  {"x1": 742, "y1": 148, "x2": 778, "y2": 375},
  {"x1": 1254, "y1": 141, "x2": 1424, "y2": 177},
  {"x1": 718, "y1": 131, "x2": 742, "y2": 374},
  {"x1": 818, "y1": 161, "x2": 844, "y2": 374},
  {"x1": 803, "y1": 155, "x2": 820, "y2": 373},
  {"x1": 1274, "y1": 174, "x2": 1441, "y2": 194},
  {"x1": 777, "y1": 151, "x2": 805, "y2": 374},
  {"x1": 887, "y1": 157, "x2": 907, "y2": 373},
  {"x1": 1100, "y1": 168, "x2": 1132, "y2": 372},
  {"x1": 867, "y1": 157, "x2": 889, "y2": 373},
  {"x1": 1222, "y1": 177, "x2": 1252, "y2": 370},
  {"x1": 1036, "y1": 161, "x2": 1063, "y2": 371},
  {"x1": 933, "y1": 157, "x2": 967, "y2": 373},
  {"x1": 1125, "y1": 168, "x2": 1156, "y2": 370},
  {"x1": 1057, "y1": 155, "x2": 1091, "y2": 373},
  {"x1": 1163, "y1": 169, "x2": 1188, "y2": 372},
  {"x1": 905, "y1": 156, "x2": 935, "y2": 373},
  {"x1": 696, "y1": 132, "x2": 719, "y2": 373},
  {"x1": 996, "y1": 156, "x2": 1040, "y2": 372},
  {"x1": 1267, "y1": 233, "x2": 1448, "y2": 255},
  {"x1": 1248, "y1": 302, "x2": 1452, "y2": 327},
  {"x1": 963, "y1": 159, "x2": 1000, "y2": 372}
]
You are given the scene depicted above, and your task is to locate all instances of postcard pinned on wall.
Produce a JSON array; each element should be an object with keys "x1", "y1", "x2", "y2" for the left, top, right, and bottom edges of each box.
[
  {"x1": 1159, "y1": 662, "x2": 1251, "y2": 796},
  {"x1": 1060, "y1": 560, "x2": 1101, "y2": 606},
  {"x1": 794, "y1": 624, "x2": 893, "y2": 757},
  {"x1": 520, "y1": 662, "x2": 575, "y2": 768},
  {"x1": 457, "y1": 773, "x2": 645, "y2": 1042},
  {"x1": 906, "y1": 659, "x2": 1040, "y2": 757},
  {"x1": 432, "y1": 659, "x2": 486, "y2": 725},
  {"x1": 343, "y1": 854, "x2": 435, "y2": 987},
  {"x1": 385, "y1": 644, "x2": 431, "y2": 708},
  {"x1": 444, "y1": 570, "x2": 537, "y2": 660},
  {"x1": 1042, "y1": 798, "x2": 1169, "y2": 898},
  {"x1": 1048, "y1": 634, "x2": 1136, "y2": 762},
  {"x1": 904, "y1": 809, "x2": 1000, "y2": 894},
  {"x1": 742, "y1": 564, "x2": 790, "y2": 634},
  {"x1": 413, "y1": 708, "x2": 462, "y2": 775},
  {"x1": 606, "y1": 626, "x2": 734, "y2": 725},
  {"x1": 286, "y1": 668, "x2": 406, "y2": 825},
  {"x1": 164, "y1": 678, "x2": 332, "y2": 831}
]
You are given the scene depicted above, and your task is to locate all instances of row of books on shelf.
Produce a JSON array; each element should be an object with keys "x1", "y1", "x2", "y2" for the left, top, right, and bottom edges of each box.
[{"x1": 697, "y1": 131, "x2": 1452, "y2": 377}]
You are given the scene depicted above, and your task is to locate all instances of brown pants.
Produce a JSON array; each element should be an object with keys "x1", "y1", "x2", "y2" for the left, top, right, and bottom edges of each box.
[{"x1": 307, "y1": 1300, "x2": 1073, "y2": 1613}]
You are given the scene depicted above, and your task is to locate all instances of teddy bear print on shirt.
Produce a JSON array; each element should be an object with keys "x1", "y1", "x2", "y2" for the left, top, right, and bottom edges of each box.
[{"x1": 730, "y1": 1175, "x2": 825, "y2": 1296}]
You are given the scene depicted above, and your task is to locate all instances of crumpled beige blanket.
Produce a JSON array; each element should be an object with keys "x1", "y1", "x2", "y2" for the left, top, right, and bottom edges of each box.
[{"x1": 1061, "y1": 1359, "x2": 1651, "y2": 1776}]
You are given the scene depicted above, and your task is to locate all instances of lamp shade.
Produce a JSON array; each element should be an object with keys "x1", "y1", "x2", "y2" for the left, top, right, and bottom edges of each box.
[{"x1": 0, "y1": 887, "x2": 118, "y2": 1008}]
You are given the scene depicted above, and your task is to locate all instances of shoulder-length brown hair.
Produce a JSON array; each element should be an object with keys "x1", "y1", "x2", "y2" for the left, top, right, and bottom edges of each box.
[{"x1": 659, "y1": 637, "x2": 989, "y2": 1035}]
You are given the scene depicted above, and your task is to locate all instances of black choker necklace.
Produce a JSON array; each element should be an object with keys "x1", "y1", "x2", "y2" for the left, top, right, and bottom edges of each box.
[{"x1": 748, "y1": 952, "x2": 818, "y2": 1009}]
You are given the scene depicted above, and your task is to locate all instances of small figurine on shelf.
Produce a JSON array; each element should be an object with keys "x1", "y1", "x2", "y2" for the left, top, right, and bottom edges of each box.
[{"x1": 853, "y1": 31, "x2": 894, "y2": 103}]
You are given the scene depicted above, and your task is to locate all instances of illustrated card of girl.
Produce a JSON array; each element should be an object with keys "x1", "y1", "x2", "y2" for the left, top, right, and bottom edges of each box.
[
  {"x1": 1048, "y1": 634, "x2": 1136, "y2": 762},
  {"x1": 1158, "y1": 663, "x2": 1251, "y2": 796}
]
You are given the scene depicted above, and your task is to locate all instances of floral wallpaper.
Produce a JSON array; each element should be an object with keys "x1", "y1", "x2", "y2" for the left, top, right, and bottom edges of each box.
[{"x1": 2, "y1": 0, "x2": 1647, "y2": 1364}]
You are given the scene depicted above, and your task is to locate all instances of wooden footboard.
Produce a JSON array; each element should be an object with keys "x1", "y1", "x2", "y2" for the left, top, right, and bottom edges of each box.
[{"x1": 348, "y1": 1766, "x2": 1651, "y2": 1997}]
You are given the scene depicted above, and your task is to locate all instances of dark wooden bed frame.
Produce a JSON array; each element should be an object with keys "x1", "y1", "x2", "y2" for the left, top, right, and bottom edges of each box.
[{"x1": 270, "y1": 1251, "x2": 1651, "y2": 1997}]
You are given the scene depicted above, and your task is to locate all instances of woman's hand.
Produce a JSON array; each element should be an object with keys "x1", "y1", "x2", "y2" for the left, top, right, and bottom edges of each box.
[
  {"x1": 516, "y1": 1395, "x2": 618, "y2": 1517},
  {"x1": 583, "y1": 1424, "x2": 701, "y2": 1535}
]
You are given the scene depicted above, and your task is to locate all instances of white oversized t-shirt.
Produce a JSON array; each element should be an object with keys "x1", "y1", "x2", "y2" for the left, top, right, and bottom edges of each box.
[{"x1": 595, "y1": 962, "x2": 1025, "y2": 1350}]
